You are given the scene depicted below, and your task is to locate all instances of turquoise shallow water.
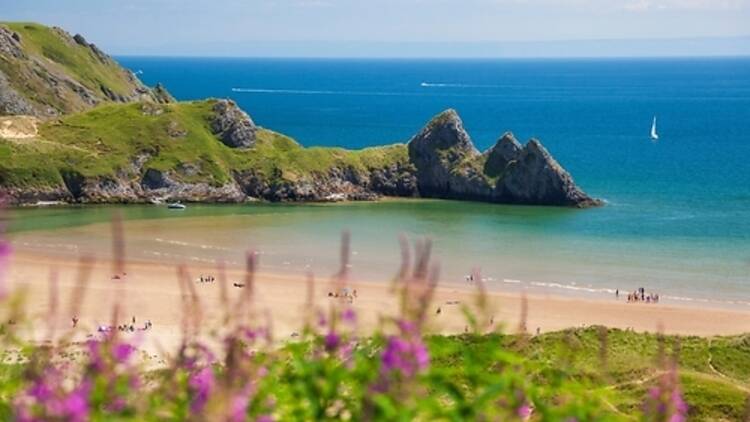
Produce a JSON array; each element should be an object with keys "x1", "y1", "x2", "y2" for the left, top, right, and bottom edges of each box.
[
  {"x1": 7, "y1": 57, "x2": 750, "y2": 309},
  {"x1": 6, "y1": 201, "x2": 750, "y2": 310}
]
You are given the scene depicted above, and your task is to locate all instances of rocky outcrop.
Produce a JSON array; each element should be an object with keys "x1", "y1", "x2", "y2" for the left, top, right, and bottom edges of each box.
[
  {"x1": 483, "y1": 132, "x2": 521, "y2": 178},
  {"x1": 210, "y1": 100, "x2": 257, "y2": 148},
  {"x1": 494, "y1": 139, "x2": 598, "y2": 207},
  {"x1": 152, "y1": 83, "x2": 175, "y2": 104},
  {"x1": 408, "y1": 109, "x2": 480, "y2": 198},
  {"x1": 233, "y1": 163, "x2": 417, "y2": 203},
  {"x1": 0, "y1": 26, "x2": 25, "y2": 59},
  {"x1": 0, "y1": 72, "x2": 36, "y2": 116},
  {"x1": 369, "y1": 162, "x2": 419, "y2": 197},
  {"x1": 0, "y1": 27, "x2": 37, "y2": 116},
  {"x1": 407, "y1": 110, "x2": 600, "y2": 207}
]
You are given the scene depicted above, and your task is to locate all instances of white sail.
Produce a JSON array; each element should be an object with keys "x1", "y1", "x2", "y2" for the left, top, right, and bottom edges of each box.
[{"x1": 650, "y1": 116, "x2": 659, "y2": 140}]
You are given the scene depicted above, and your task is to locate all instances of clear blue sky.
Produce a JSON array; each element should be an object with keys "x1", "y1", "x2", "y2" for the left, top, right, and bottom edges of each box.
[{"x1": 2, "y1": 0, "x2": 749, "y2": 57}]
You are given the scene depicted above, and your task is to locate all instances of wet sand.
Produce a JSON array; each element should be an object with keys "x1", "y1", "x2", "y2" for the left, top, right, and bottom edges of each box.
[{"x1": 4, "y1": 251, "x2": 750, "y2": 357}]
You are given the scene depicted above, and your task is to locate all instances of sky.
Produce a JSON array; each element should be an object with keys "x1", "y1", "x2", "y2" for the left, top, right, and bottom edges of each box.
[{"x1": 2, "y1": 0, "x2": 750, "y2": 57}]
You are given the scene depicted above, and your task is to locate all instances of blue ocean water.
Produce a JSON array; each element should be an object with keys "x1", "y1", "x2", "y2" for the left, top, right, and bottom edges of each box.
[
  {"x1": 119, "y1": 57, "x2": 750, "y2": 238},
  {"x1": 64, "y1": 57, "x2": 749, "y2": 305}
]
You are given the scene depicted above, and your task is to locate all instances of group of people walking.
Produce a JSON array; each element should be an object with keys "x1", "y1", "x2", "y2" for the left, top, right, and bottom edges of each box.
[
  {"x1": 93, "y1": 316, "x2": 153, "y2": 333},
  {"x1": 327, "y1": 288, "x2": 357, "y2": 304},
  {"x1": 198, "y1": 275, "x2": 215, "y2": 283},
  {"x1": 616, "y1": 287, "x2": 660, "y2": 304}
]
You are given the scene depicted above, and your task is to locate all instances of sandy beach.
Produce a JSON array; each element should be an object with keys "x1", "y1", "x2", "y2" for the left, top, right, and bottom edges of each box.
[{"x1": 4, "y1": 249, "x2": 750, "y2": 357}]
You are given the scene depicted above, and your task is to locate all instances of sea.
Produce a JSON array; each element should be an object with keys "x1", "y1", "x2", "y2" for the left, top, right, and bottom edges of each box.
[{"x1": 8, "y1": 57, "x2": 750, "y2": 309}]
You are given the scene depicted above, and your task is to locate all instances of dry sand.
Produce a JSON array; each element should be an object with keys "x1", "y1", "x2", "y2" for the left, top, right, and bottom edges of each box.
[
  {"x1": 4, "y1": 250, "x2": 750, "y2": 357},
  {"x1": 0, "y1": 115, "x2": 38, "y2": 139}
]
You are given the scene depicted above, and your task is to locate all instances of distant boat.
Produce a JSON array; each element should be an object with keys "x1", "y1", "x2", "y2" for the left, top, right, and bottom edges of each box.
[
  {"x1": 650, "y1": 116, "x2": 659, "y2": 140},
  {"x1": 167, "y1": 202, "x2": 186, "y2": 210}
]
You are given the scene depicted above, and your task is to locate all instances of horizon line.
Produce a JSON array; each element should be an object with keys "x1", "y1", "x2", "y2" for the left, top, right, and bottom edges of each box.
[{"x1": 114, "y1": 54, "x2": 750, "y2": 60}]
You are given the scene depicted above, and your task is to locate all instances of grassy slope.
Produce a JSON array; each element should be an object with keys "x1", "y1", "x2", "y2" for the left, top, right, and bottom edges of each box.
[
  {"x1": 428, "y1": 328, "x2": 750, "y2": 421},
  {"x1": 0, "y1": 100, "x2": 408, "y2": 191},
  {"x1": 0, "y1": 22, "x2": 142, "y2": 114}
]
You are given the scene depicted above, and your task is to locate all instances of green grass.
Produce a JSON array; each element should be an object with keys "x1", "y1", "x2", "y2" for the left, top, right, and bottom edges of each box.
[
  {"x1": 0, "y1": 22, "x2": 144, "y2": 115},
  {"x1": 4, "y1": 22, "x2": 135, "y2": 96},
  {"x1": 426, "y1": 328, "x2": 750, "y2": 421},
  {"x1": 0, "y1": 100, "x2": 408, "y2": 192}
]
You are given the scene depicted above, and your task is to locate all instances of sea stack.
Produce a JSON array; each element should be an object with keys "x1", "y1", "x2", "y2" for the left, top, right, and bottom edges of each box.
[{"x1": 407, "y1": 109, "x2": 601, "y2": 207}]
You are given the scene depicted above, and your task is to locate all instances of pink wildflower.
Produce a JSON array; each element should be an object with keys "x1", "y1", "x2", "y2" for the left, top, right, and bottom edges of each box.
[
  {"x1": 324, "y1": 331, "x2": 341, "y2": 352},
  {"x1": 341, "y1": 308, "x2": 356, "y2": 324},
  {"x1": 517, "y1": 403, "x2": 532, "y2": 419},
  {"x1": 189, "y1": 367, "x2": 215, "y2": 413},
  {"x1": 380, "y1": 335, "x2": 429, "y2": 378},
  {"x1": 643, "y1": 365, "x2": 688, "y2": 421}
]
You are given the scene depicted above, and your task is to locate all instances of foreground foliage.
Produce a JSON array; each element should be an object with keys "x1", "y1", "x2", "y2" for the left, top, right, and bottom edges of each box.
[{"x1": 0, "y1": 224, "x2": 748, "y2": 421}]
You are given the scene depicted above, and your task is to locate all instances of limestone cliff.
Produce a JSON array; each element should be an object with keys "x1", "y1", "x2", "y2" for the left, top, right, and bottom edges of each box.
[{"x1": 408, "y1": 110, "x2": 600, "y2": 207}]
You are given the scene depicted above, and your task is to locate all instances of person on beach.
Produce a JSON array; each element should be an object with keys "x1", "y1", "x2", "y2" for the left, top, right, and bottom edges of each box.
[
  {"x1": 72, "y1": 316, "x2": 79, "y2": 328},
  {"x1": 615, "y1": 289, "x2": 619, "y2": 299}
]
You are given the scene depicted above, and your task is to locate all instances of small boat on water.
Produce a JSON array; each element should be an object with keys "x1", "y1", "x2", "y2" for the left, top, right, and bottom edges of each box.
[
  {"x1": 167, "y1": 202, "x2": 186, "y2": 210},
  {"x1": 650, "y1": 116, "x2": 659, "y2": 140}
]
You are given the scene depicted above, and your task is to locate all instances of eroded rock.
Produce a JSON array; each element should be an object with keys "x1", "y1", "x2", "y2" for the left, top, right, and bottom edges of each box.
[
  {"x1": 210, "y1": 100, "x2": 257, "y2": 148},
  {"x1": 407, "y1": 109, "x2": 600, "y2": 207}
]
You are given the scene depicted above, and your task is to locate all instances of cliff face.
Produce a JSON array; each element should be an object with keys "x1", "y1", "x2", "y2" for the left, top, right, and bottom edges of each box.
[
  {"x1": 0, "y1": 23, "x2": 169, "y2": 118},
  {"x1": 408, "y1": 110, "x2": 600, "y2": 207},
  {"x1": 210, "y1": 100, "x2": 257, "y2": 148}
]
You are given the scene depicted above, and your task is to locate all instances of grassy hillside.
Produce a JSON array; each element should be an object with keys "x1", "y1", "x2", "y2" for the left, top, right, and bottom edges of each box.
[
  {"x1": 0, "y1": 22, "x2": 154, "y2": 116},
  {"x1": 0, "y1": 100, "x2": 408, "y2": 191},
  {"x1": 430, "y1": 328, "x2": 750, "y2": 420}
]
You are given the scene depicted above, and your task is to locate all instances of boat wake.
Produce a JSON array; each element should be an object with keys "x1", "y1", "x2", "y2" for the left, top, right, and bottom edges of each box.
[
  {"x1": 231, "y1": 87, "x2": 408, "y2": 96},
  {"x1": 420, "y1": 82, "x2": 504, "y2": 88}
]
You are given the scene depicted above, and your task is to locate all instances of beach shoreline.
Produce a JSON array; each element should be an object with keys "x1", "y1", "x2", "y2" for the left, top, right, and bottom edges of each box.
[{"x1": 5, "y1": 250, "x2": 750, "y2": 346}]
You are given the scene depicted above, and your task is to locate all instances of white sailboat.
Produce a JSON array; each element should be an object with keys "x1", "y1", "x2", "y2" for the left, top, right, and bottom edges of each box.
[{"x1": 650, "y1": 116, "x2": 659, "y2": 140}]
